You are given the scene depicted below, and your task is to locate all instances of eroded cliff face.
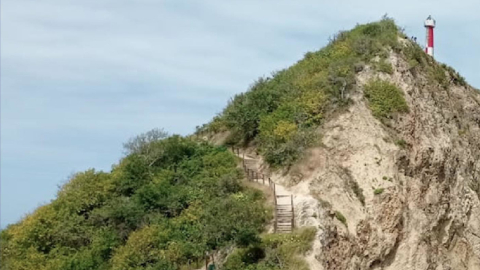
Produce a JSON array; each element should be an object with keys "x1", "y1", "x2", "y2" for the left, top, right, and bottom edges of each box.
[{"x1": 272, "y1": 51, "x2": 480, "y2": 269}]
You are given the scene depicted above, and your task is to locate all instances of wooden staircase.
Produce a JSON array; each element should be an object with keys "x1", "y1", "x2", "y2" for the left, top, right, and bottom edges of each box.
[
  {"x1": 233, "y1": 147, "x2": 295, "y2": 234},
  {"x1": 274, "y1": 195, "x2": 294, "y2": 233}
]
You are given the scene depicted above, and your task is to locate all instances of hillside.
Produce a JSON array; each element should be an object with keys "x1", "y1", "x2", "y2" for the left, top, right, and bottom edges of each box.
[
  {"x1": 201, "y1": 17, "x2": 480, "y2": 269},
  {"x1": 2, "y1": 17, "x2": 480, "y2": 270}
]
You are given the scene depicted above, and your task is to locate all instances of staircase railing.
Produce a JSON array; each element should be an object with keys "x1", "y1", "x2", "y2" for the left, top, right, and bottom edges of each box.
[{"x1": 231, "y1": 146, "x2": 293, "y2": 233}]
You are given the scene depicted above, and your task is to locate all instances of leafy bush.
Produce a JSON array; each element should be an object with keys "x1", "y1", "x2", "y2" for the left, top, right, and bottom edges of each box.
[
  {"x1": 374, "y1": 188, "x2": 385, "y2": 195},
  {"x1": 1, "y1": 135, "x2": 270, "y2": 270},
  {"x1": 224, "y1": 227, "x2": 317, "y2": 270},
  {"x1": 364, "y1": 79, "x2": 409, "y2": 119}
]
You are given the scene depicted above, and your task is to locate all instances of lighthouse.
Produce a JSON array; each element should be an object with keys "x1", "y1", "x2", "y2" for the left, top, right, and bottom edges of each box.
[{"x1": 424, "y1": 15, "x2": 436, "y2": 57}]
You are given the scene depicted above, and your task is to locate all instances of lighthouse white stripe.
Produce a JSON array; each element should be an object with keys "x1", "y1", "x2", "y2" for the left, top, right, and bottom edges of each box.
[{"x1": 426, "y1": 47, "x2": 434, "y2": 56}]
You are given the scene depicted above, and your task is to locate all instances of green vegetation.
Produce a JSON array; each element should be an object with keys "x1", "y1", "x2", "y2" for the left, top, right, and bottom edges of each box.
[
  {"x1": 374, "y1": 188, "x2": 385, "y2": 195},
  {"x1": 395, "y1": 139, "x2": 407, "y2": 148},
  {"x1": 201, "y1": 17, "x2": 402, "y2": 166},
  {"x1": 442, "y1": 63, "x2": 467, "y2": 87},
  {"x1": 375, "y1": 59, "x2": 394, "y2": 74},
  {"x1": 0, "y1": 131, "x2": 270, "y2": 270},
  {"x1": 223, "y1": 227, "x2": 316, "y2": 270},
  {"x1": 195, "y1": 17, "x2": 471, "y2": 167},
  {"x1": 403, "y1": 43, "x2": 427, "y2": 73},
  {"x1": 349, "y1": 180, "x2": 365, "y2": 206},
  {"x1": 335, "y1": 211, "x2": 347, "y2": 226},
  {"x1": 403, "y1": 42, "x2": 468, "y2": 88},
  {"x1": 364, "y1": 79, "x2": 409, "y2": 119}
]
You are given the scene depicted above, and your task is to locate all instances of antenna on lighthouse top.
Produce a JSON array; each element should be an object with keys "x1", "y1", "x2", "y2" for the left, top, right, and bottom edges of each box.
[{"x1": 424, "y1": 15, "x2": 436, "y2": 57}]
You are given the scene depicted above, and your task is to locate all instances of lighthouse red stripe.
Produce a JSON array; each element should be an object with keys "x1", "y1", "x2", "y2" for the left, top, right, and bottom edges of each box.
[{"x1": 428, "y1": 27, "x2": 434, "y2": 47}]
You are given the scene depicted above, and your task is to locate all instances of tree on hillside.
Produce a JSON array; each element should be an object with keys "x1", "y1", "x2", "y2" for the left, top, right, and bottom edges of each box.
[{"x1": 123, "y1": 128, "x2": 169, "y2": 166}]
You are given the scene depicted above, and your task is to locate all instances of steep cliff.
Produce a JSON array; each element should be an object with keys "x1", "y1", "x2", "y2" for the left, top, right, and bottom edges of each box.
[{"x1": 295, "y1": 51, "x2": 480, "y2": 270}]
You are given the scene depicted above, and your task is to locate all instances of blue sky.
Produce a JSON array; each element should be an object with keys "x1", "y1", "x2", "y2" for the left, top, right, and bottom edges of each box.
[{"x1": 1, "y1": 0, "x2": 479, "y2": 228}]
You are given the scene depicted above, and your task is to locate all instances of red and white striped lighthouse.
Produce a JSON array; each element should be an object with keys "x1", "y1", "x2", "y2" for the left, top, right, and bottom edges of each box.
[{"x1": 424, "y1": 15, "x2": 436, "y2": 57}]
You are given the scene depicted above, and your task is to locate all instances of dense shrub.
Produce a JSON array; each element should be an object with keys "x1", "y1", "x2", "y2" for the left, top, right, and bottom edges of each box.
[
  {"x1": 1, "y1": 133, "x2": 270, "y2": 270},
  {"x1": 223, "y1": 227, "x2": 317, "y2": 270},
  {"x1": 364, "y1": 79, "x2": 409, "y2": 119}
]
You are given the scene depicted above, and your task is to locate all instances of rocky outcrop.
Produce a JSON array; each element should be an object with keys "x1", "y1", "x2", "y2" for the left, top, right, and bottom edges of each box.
[{"x1": 273, "y1": 51, "x2": 480, "y2": 269}]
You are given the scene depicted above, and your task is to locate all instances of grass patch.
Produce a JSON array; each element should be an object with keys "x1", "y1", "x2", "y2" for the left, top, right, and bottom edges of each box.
[
  {"x1": 335, "y1": 211, "x2": 347, "y2": 226},
  {"x1": 401, "y1": 41, "x2": 468, "y2": 88},
  {"x1": 375, "y1": 59, "x2": 393, "y2": 74},
  {"x1": 223, "y1": 227, "x2": 317, "y2": 270},
  {"x1": 364, "y1": 79, "x2": 409, "y2": 119},
  {"x1": 395, "y1": 139, "x2": 407, "y2": 149},
  {"x1": 403, "y1": 43, "x2": 427, "y2": 73},
  {"x1": 349, "y1": 180, "x2": 365, "y2": 206}
]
